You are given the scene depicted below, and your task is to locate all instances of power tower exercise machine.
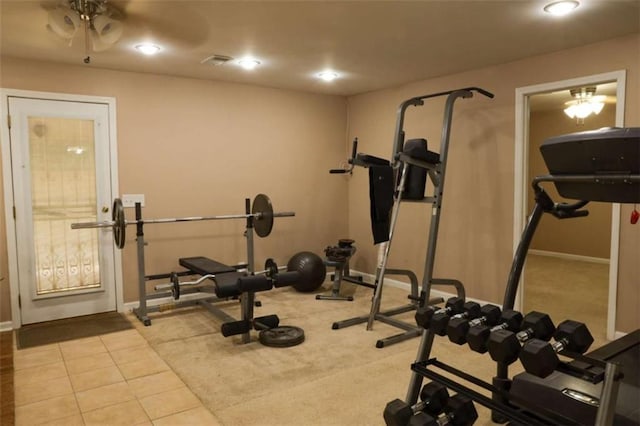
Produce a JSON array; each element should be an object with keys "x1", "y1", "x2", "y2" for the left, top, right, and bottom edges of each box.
[{"x1": 331, "y1": 87, "x2": 494, "y2": 348}]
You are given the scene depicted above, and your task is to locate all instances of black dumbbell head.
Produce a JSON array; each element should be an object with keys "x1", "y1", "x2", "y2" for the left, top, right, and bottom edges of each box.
[
  {"x1": 555, "y1": 320, "x2": 594, "y2": 353},
  {"x1": 415, "y1": 306, "x2": 436, "y2": 329},
  {"x1": 520, "y1": 311, "x2": 556, "y2": 341},
  {"x1": 419, "y1": 382, "x2": 449, "y2": 416},
  {"x1": 447, "y1": 317, "x2": 471, "y2": 345},
  {"x1": 501, "y1": 309, "x2": 523, "y2": 332},
  {"x1": 462, "y1": 302, "x2": 481, "y2": 319},
  {"x1": 430, "y1": 312, "x2": 452, "y2": 336},
  {"x1": 445, "y1": 297, "x2": 465, "y2": 313},
  {"x1": 479, "y1": 304, "x2": 502, "y2": 325},
  {"x1": 384, "y1": 399, "x2": 413, "y2": 426},
  {"x1": 519, "y1": 338, "x2": 559, "y2": 378},
  {"x1": 467, "y1": 325, "x2": 491, "y2": 353},
  {"x1": 487, "y1": 329, "x2": 521, "y2": 364},
  {"x1": 444, "y1": 394, "x2": 478, "y2": 426}
]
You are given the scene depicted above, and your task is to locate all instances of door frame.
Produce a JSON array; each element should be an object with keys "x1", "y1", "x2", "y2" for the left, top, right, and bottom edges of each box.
[
  {"x1": 513, "y1": 70, "x2": 626, "y2": 341},
  {"x1": 1, "y1": 88, "x2": 123, "y2": 328}
]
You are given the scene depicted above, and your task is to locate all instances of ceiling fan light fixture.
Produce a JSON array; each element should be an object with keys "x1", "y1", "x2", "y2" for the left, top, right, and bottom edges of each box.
[
  {"x1": 563, "y1": 87, "x2": 605, "y2": 119},
  {"x1": 135, "y1": 43, "x2": 162, "y2": 55},
  {"x1": 92, "y1": 14, "x2": 123, "y2": 45},
  {"x1": 48, "y1": 6, "x2": 81, "y2": 39}
]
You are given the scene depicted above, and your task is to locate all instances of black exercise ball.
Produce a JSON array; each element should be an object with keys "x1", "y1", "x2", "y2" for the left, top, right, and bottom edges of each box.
[{"x1": 287, "y1": 251, "x2": 326, "y2": 292}]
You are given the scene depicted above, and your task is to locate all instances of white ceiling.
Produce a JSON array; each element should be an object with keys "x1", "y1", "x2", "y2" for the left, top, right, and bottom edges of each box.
[{"x1": 1, "y1": 1, "x2": 639, "y2": 96}]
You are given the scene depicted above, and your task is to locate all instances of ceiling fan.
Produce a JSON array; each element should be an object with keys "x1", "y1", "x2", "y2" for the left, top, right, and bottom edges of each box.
[{"x1": 47, "y1": 0, "x2": 124, "y2": 63}]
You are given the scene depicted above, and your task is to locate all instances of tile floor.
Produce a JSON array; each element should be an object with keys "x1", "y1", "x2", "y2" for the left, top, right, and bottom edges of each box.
[{"x1": 12, "y1": 328, "x2": 222, "y2": 426}]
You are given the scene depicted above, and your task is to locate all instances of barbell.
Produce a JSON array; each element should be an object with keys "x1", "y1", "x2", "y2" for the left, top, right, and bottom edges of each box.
[{"x1": 71, "y1": 193, "x2": 294, "y2": 249}]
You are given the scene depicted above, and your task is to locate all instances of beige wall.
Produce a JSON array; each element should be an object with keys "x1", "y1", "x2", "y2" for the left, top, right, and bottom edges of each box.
[
  {"x1": 528, "y1": 108, "x2": 615, "y2": 259},
  {"x1": 1, "y1": 33, "x2": 638, "y2": 333},
  {"x1": 346, "y1": 34, "x2": 639, "y2": 333},
  {"x1": 0, "y1": 57, "x2": 348, "y2": 321}
]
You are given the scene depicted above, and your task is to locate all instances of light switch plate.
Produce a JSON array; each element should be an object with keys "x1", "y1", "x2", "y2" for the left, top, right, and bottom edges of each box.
[{"x1": 121, "y1": 194, "x2": 145, "y2": 207}]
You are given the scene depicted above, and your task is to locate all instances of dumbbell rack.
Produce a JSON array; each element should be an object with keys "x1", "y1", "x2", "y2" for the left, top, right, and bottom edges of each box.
[{"x1": 401, "y1": 127, "x2": 639, "y2": 425}]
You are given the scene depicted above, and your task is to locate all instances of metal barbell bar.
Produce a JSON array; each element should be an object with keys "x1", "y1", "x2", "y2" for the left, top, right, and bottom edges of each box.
[{"x1": 71, "y1": 193, "x2": 294, "y2": 249}]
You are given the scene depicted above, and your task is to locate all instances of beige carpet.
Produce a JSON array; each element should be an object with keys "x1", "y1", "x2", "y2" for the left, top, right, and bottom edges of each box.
[
  {"x1": 524, "y1": 254, "x2": 609, "y2": 348},
  {"x1": 129, "y1": 257, "x2": 611, "y2": 425}
]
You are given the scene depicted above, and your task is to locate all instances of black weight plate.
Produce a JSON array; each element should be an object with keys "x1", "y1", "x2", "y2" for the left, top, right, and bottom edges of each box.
[
  {"x1": 252, "y1": 193, "x2": 274, "y2": 238},
  {"x1": 264, "y1": 258, "x2": 278, "y2": 278},
  {"x1": 170, "y1": 271, "x2": 180, "y2": 300},
  {"x1": 112, "y1": 198, "x2": 126, "y2": 249},
  {"x1": 259, "y1": 326, "x2": 305, "y2": 347}
]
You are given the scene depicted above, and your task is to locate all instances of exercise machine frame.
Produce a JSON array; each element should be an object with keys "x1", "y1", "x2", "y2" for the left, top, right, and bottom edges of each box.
[{"x1": 332, "y1": 87, "x2": 493, "y2": 348}]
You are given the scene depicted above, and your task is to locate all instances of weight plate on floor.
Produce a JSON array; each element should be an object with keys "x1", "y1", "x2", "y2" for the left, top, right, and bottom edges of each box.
[
  {"x1": 112, "y1": 198, "x2": 126, "y2": 249},
  {"x1": 252, "y1": 193, "x2": 273, "y2": 238},
  {"x1": 258, "y1": 326, "x2": 305, "y2": 347}
]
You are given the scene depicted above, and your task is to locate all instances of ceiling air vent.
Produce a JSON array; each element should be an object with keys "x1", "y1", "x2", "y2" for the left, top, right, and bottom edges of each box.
[{"x1": 201, "y1": 54, "x2": 233, "y2": 66}]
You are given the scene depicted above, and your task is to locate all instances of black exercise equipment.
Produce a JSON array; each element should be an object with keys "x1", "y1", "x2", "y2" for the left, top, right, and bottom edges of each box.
[
  {"x1": 316, "y1": 239, "x2": 360, "y2": 301},
  {"x1": 487, "y1": 311, "x2": 556, "y2": 365},
  {"x1": 415, "y1": 297, "x2": 464, "y2": 329},
  {"x1": 396, "y1": 128, "x2": 639, "y2": 425},
  {"x1": 510, "y1": 330, "x2": 640, "y2": 425},
  {"x1": 430, "y1": 302, "x2": 480, "y2": 337},
  {"x1": 259, "y1": 326, "x2": 305, "y2": 347},
  {"x1": 287, "y1": 251, "x2": 327, "y2": 292},
  {"x1": 466, "y1": 309, "x2": 522, "y2": 354},
  {"x1": 406, "y1": 394, "x2": 478, "y2": 426},
  {"x1": 446, "y1": 304, "x2": 501, "y2": 345},
  {"x1": 519, "y1": 319, "x2": 594, "y2": 378},
  {"x1": 333, "y1": 88, "x2": 492, "y2": 349},
  {"x1": 71, "y1": 194, "x2": 301, "y2": 346},
  {"x1": 384, "y1": 382, "x2": 450, "y2": 426}
]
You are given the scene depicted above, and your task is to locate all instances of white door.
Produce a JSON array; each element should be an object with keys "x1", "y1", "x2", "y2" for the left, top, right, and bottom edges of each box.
[{"x1": 7, "y1": 97, "x2": 117, "y2": 324}]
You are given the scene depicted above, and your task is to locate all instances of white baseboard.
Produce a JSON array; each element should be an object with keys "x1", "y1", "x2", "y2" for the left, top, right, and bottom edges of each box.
[
  {"x1": 529, "y1": 249, "x2": 609, "y2": 265},
  {"x1": 0, "y1": 321, "x2": 13, "y2": 331}
]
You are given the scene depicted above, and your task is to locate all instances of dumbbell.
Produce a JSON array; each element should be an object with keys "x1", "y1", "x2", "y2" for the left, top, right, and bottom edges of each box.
[
  {"x1": 407, "y1": 394, "x2": 478, "y2": 426},
  {"x1": 384, "y1": 382, "x2": 450, "y2": 426},
  {"x1": 519, "y1": 319, "x2": 594, "y2": 378},
  {"x1": 487, "y1": 311, "x2": 555, "y2": 364},
  {"x1": 467, "y1": 309, "x2": 523, "y2": 353},
  {"x1": 446, "y1": 304, "x2": 501, "y2": 345},
  {"x1": 431, "y1": 302, "x2": 481, "y2": 336},
  {"x1": 415, "y1": 297, "x2": 464, "y2": 329}
]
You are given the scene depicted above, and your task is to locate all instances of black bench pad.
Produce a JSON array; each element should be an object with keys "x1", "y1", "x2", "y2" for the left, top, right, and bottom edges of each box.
[{"x1": 179, "y1": 257, "x2": 237, "y2": 275}]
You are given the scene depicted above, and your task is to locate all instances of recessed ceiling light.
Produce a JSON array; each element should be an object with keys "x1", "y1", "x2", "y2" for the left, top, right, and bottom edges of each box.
[
  {"x1": 135, "y1": 43, "x2": 161, "y2": 55},
  {"x1": 237, "y1": 58, "x2": 261, "y2": 70},
  {"x1": 317, "y1": 71, "x2": 339, "y2": 82},
  {"x1": 543, "y1": 0, "x2": 579, "y2": 16}
]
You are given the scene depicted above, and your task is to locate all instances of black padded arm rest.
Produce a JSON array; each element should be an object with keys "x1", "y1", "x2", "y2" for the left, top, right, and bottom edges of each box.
[
  {"x1": 214, "y1": 271, "x2": 248, "y2": 298},
  {"x1": 273, "y1": 271, "x2": 300, "y2": 288},
  {"x1": 353, "y1": 153, "x2": 390, "y2": 167},
  {"x1": 236, "y1": 275, "x2": 273, "y2": 293},
  {"x1": 179, "y1": 257, "x2": 237, "y2": 275}
]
